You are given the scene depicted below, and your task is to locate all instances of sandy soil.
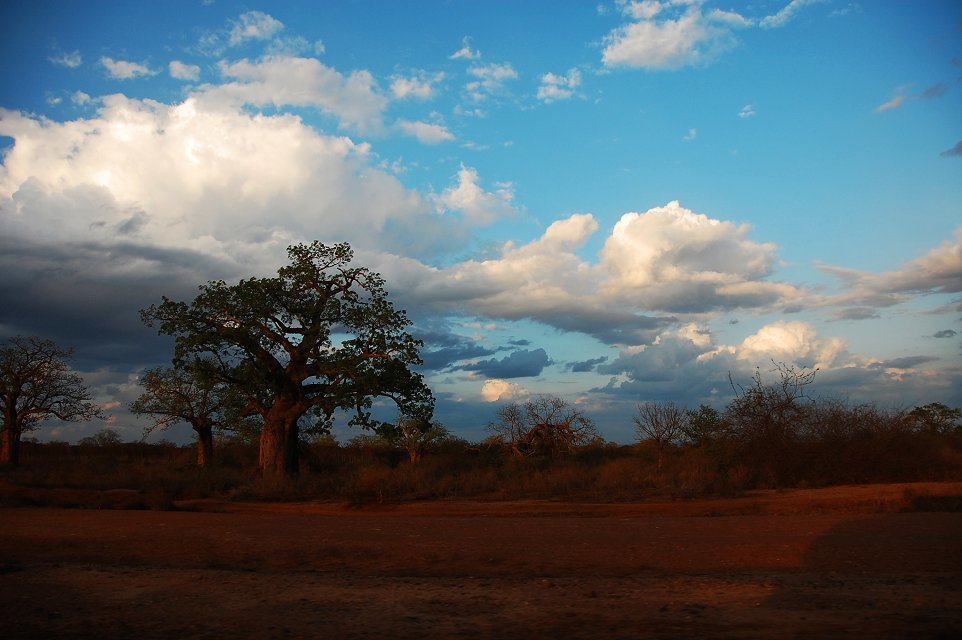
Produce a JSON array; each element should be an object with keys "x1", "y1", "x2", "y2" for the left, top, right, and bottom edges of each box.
[{"x1": 1, "y1": 483, "x2": 961, "y2": 639}]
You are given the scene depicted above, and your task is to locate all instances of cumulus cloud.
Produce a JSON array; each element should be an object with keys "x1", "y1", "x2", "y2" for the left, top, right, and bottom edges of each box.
[
  {"x1": 480, "y1": 379, "x2": 530, "y2": 402},
  {"x1": 101, "y1": 57, "x2": 156, "y2": 79},
  {"x1": 433, "y1": 165, "x2": 517, "y2": 225},
  {"x1": 197, "y1": 56, "x2": 388, "y2": 133},
  {"x1": 738, "y1": 104, "x2": 756, "y2": 118},
  {"x1": 602, "y1": 0, "x2": 823, "y2": 69},
  {"x1": 169, "y1": 60, "x2": 201, "y2": 81},
  {"x1": 391, "y1": 71, "x2": 444, "y2": 100},
  {"x1": 596, "y1": 320, "x2": 854, "y2": 405},
  {"x1": 450, "y1": 37, "x2": 480, "y2": 61},
  {"x1": 598, "y1": 201, "x2": 797, "y2": 312},
  {"x1": 465, "y1": 62, "x2": 518, "y2": 101},
  {"x1": 50, "y1": 50, "x2": 82, "y2": 68},
  {"x1": 0, "y1": 94, "x2": 441, "y2": 269},
  {"x1": 537, "y1": 68, "x2": 581, "y2": 103},
  {"x1": 229, "y1": 10, "x2": 284, "y2": 46},
  {"x1": 396, "y1": 119, "x2": 455, "y2": 144}
]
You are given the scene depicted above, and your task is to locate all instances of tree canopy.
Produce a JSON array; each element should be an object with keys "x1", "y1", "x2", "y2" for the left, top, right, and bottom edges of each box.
[
  {"x1": 141, "y1": 241, "x2": 434, "y2": 478},
  {"x1": 0, "y1": 335, "x2": 102, "y2": 465}
]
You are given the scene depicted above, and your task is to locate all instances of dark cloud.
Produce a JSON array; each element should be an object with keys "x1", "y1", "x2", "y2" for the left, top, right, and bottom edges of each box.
[
  {"x1": 0, "y1": 236, "x2": 240, "y2": 370},
  {"x1": 420, "y1": 344, "x2": 497, "y2": 371},
  {"x1": 920, "y1": 82, "x2": 947, "y2": 99},
  {"x1": 934, "y1": 329, "x2": 958, "y2": 339},
  {"x1": 833, "y1": 307, "x2": 880, "y2": 321},
  {"x1": 941, "y1": 141, "x2": 962, "y2": 158},
  {"x1": 870, "y1": 356, "x2": 940, "y2": 370},
  {"x1": 568, "y1": 356, "x2": 608, "y2": 373},
  {"x1": 456, "y1": 348, "x2": 552, "y2": 378}
]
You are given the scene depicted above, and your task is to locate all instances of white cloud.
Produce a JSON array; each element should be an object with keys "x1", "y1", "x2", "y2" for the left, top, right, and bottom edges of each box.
[
  {"x1": 759, "y1": 0, "x2": 826, "y2": 29},
  {"x1": 874, "y1": 93, "x2": 905, "y2": 113},
  {"x1": 390, "y1": 71, "x2": 445, "y2": 100},
  {"x1": 229, "y1": 11, "x2": 284, "y2": 46},
  {"x1": 709, "y1": 320, "x2": 847, "y2": 371},
  {"x1": 738, "y1": 104, "x2": 756, "y2": 118},
  {"x1": 197, "y1": 56, "x2": 388, "y2": 133},
  {"x1": 101, "y1": 57, "x2": 156, "y2": 79},
  {"x1": 603, "y1": 0, "x2": 822, "y2": 69},
  {"x1": 0, "y1": 95, "x2": 441, "y2": 269},
  {"x1": 450, "y1": 37, "x2": 481, "y2": 60},
  {"x1": 466, "y1": 62, "x2": 518, "y2": 100},
  {"x1": 821, "y1": 226, "x2": 962, "y2": 306},
  {"x1": 397, "y1": 119, "x2": 455, "y2": 144},
  {"x1": 50, "y1": 50, "x2": 82, "y2": 68},
  {"x1": 683, "y1": 127, "x2": 697, "y2": 141},
  {"x1": 598, "y1": 201, "x2": 795, "y2": 312},
  {"x1": 602, "y1": 3, "x2": 739, "y2": 69},
  {"x1": 480, "y1": 379, "x2": 530, "y2": 402},
  {"x1": 537, "y1": 68, "x2": 582, "y2": 103},
  {"x1": 71, "y1": 91, "x2": 92, "y2": 106},
  {"x1": 169, "y1": 60, "x2": 201, "y2": 81},
  {"x1": 434, "y1": 165, "x2": 517, "y2": 225}
]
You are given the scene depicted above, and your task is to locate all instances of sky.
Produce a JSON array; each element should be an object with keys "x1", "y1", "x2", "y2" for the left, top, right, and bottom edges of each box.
[{"x1": 1, "y1": 0, "x2": 961, "y2": 444}]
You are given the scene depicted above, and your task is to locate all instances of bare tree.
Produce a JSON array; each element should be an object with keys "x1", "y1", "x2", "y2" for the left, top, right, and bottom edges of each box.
[
  {"x1": 0, "y1": 336, "x2": 102, "y2": 465},
  {"x1": 633, "y1": 401, "x2": 687, "y2": 469},
  {"x1": 488, "y1": 396, "x2": 600, "y2": 458}
]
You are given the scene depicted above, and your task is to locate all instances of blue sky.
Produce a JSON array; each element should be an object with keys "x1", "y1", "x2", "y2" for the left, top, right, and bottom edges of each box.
[{"x1": 1, "y1": 0, "x2": 960, "y2": 443}]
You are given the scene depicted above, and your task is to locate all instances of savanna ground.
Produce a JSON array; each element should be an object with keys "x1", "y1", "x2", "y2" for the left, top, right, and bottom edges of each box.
[{"x1": 2, "y1": 482, "x2": 961, "y2": 639}]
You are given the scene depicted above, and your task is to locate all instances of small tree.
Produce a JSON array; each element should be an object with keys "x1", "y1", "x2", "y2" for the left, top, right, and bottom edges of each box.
[
  {"x1": 488, "y1": 395, "x2": 600, "y2": 458},
  {"x1": 633, "y1": 401, "x2": 687, "y2": 470},
  {"x1": 725, "y1": 361, "x2": 817, "y2": 486},
  {"x1": 682, "y1": 404, "x2": 727, "y2": 446},
  {"x1": 129, "y1": 363, "x2": 249, "y2": 467},
  {"x1": 78, "y1": 428, "x2": 123, "y2": 447},
  {"x1": 379, "y1": 416, "x2": 451, "y2": 464},
  {"x1": 909, "y1": 403, "x2": 961, "y2": 434},
  {"x1": 0, "y1": 336, "x2": 103, "y2": 465}
]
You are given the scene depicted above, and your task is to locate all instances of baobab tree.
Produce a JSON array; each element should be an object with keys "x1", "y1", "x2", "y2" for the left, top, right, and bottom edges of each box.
[
  {"x1": 0, "y1": 336, "x2": 102, "y2": 465},
  {"x1": 141, "y1": 241, "x2": 434, "y2": 480},
  {"x1": 129, "y1": 363, "x2": 248, "y2": 467}
]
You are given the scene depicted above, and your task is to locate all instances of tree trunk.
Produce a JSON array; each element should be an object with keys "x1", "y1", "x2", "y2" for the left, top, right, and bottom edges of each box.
[
  {"x1": 0, "y1": 425, "x2": 20, "y2": 466},
  {"x1": 259, "y1": 399, "x2": 302, "y2": 480},
  {"x1": 194, "y1": 426, "x2": 214, "y2": 468}
]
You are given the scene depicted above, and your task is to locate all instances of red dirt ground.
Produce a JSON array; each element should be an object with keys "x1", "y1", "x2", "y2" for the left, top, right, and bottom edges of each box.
[{"x1": 1, "y1": 482, "x2": 961, "y2": 639}]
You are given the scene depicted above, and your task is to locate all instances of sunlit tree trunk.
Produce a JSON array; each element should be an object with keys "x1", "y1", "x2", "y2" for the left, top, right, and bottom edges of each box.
[
  {"x1": 258, "y1": 396, "x2": 302, "y2": 479},
  {"x1": 0, "y1": 426, "x2": 20, "y2": 466},
  {"x1": 194, "y1": 425, "x2": 214, "y2": 468},
  {"x1": 1, "y1": 406, "x2": 20, "y2": 466}
]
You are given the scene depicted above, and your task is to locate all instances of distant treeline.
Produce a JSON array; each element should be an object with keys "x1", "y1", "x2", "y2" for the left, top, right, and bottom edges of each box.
[{"x1": 5, "y1": 391, "x2": 960, "y2": 506}]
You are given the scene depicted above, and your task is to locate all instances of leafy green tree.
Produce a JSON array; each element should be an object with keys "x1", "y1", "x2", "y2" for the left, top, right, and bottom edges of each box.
[
  {"x1": 909, "y1": 402, "x2": 961, "y2": 434},
  {"x1": 682, "y1": 404, "x2": 727, "y2": 446},
  {"x1": 488, "y1": 395, "x2": 600, "y2": 458},
  {"x1": 1, "y1": 336, "x2": 102, "y2": 465},
  {"x1": 129, "y1": 363, "x2": 251, "y2": 467},
  {"x1": 141, "y1": 242, "x2": 433, "y2": 479},
  {"x1": 379, "y1": 416, "x2": 451, "y2": 464}
]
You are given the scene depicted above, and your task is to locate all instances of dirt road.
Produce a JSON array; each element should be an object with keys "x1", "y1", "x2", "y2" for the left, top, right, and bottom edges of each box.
[{"x1": 2, "y1": 484, "x2": 960, "y2": 639}]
